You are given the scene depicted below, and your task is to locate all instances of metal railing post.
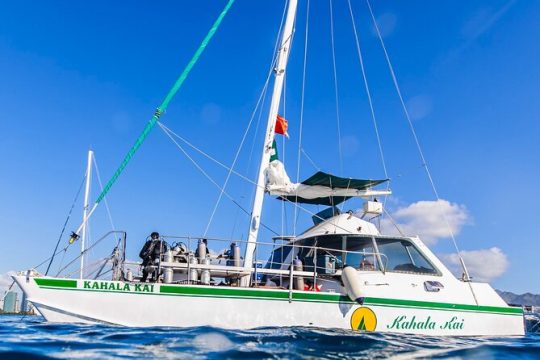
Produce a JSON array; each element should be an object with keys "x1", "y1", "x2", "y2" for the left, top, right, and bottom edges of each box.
[
  {"x1": 289, "y1": 259, "x2": 294, "y2": 303},
  {"x1": 313, "y1": 248, "x2": 318, "y2": 291},
  {"x1": 187, "y1": 236, "x2": 192, "y2": 283}
]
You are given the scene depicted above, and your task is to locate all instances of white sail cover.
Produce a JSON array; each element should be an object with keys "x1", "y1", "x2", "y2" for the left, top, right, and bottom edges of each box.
[
  {"x1": 266, "y1": 160, "x2": 390, "y2": 205},
  {"x1": 266, "y1": 160, "x2": 295, "y2": 193}
]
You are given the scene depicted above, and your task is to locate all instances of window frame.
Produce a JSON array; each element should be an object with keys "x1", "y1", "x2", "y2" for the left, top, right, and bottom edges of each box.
[
  {"x1": 342, "y1": 235, "x2": 383, "y2": 272},
  {"x1": 373, "y1": 236, "x2": 441, "y2": 276},
  {"x1": 288, "y1": 234, "x2": 441, "y2": 276}
]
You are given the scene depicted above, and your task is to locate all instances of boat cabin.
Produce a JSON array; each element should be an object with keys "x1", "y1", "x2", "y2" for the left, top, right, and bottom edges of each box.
[{"x1": 267, "y1": 234, "x2": 438, "y2": 276}]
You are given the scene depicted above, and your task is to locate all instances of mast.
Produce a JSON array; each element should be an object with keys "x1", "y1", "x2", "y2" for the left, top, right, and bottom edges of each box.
[
  {"x1": 242, "y1": 0, "x2": 298, "y2": 284},
  {"x1": 80, "y1": 150, "x2": 93, "y2": 279}
]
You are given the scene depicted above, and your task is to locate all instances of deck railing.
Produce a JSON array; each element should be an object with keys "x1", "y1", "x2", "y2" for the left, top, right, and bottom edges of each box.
[{"x1": 123, "y1": 234, "x2": 389, "y2": 289}]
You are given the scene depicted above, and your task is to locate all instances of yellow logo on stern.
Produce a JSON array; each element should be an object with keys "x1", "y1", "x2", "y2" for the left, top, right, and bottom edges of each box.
[{"x1": 350, "y1": 307, "x2": 377, "y2": 332}]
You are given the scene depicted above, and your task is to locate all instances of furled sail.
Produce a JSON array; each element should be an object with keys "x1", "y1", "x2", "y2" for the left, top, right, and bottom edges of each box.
[{"x1": 266, "y1": 160, "x2": 390, "y2": 206}]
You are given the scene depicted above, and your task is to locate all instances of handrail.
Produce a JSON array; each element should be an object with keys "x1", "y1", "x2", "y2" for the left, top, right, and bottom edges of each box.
[
  {"x1": 56, "y1": 232, "x2": 390, "y2": 282},
  {"x1": 162, "y1": 234, "x2": 386, "y2": 258},
  {"x1": 157, "y1": 234, "x2": 390, "y2": 278}
]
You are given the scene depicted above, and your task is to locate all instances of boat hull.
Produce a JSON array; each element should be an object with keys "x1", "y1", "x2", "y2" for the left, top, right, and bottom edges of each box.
[{"x1": 13, "y1": 275, "x2": 524, "y2": 336}]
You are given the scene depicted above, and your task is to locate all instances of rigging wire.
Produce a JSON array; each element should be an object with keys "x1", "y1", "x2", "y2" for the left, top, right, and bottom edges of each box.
[
  {"x1": 44, "y1": 174, "x2": 86, "y2": 275},
  {"x1": 245, "y1": 101, "x2": 266, "y2": 183},
  {"x1": 347, "y1": 0, "x2": 390, "y2": 228},
  {"x1": 238, "y1": 84, "x2": 270, "y2": 240},
  {"x1": 202, "y1": 72, "x2": 269, "y2": 237},
  {"x1": 56, "y1": 246, "x2": 69, "y2": 276},
  {"x1": 382, "y1": 207, "x2": 405, "y2": 237},
  {"x1": 93, "y1": 156, "x2": 117, "y2": 234},
  {"x1": 329, "y1": 0, "x2": 344, "y2": 175},
  {"x1": 205, "y1": 0, "x2": 289, "y2": 239},
  {"x1": 239, "y1": 0, "x2": 289, "y2": 247},
  {"x1": 67, "y1": 0, "x2": 236, "y2": 243},
  {"x1": 158, "y1": 121, "x2": 279, "y2": 236},
  {"x1": 246, "y1": 89, "x2": 270, "y2": 197},
  {"x1": 301, "y1": 148, "x2": 320, "y2": 171},
  {"x1": 246, "y1": 0, "x2": 288, "y2": 195},
  {"x1": 240, "y1": 50, "x2": 276, "y2": 239},
  {"x1": 56, "y1": 231, "x2": 124, "y2": 277},
  {"x1": 366, "y1": 0, "x2": 475, "y2": 295},
  {"x1": 29, "y1": 241, "x2": 72, "y2": 274},
  {"x1": 86, "y1": 220, "x2": 93, "y2": 270},
  {"x1": 294, "y1": 0, "x2": 310, "y2": 236},
  {"x1": 158, "y1": 121, "x2": 359, "y2": 237},
  {"x1": 159, "y1": 123, "x2": 256, "y2": 184},
  {"x1": 80, "y1": 155, "x2": 119, "y2": 271},
  {"x1": 347, "y1": 0, "x2": 389, "y2": 181}
]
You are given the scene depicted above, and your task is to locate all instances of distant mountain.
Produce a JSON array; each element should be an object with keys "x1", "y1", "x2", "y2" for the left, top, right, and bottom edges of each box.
[{"x1": 497, "y1": 290, "x2": 540, "y2": 307}]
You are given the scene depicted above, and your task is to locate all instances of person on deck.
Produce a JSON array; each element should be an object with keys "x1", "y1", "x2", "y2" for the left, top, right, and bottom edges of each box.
[{"x1": 139, "y1": 232, "x2": 168, "y2": 282}]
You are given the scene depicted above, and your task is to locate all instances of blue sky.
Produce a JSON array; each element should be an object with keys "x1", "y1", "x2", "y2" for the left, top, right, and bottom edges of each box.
[{"x1": 1, "y1": 1, "x2": 539, "y2": 294}]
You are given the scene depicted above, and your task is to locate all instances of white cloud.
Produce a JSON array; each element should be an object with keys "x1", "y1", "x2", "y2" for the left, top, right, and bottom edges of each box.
[
  {"x1": 382, "y1": 199, "x2": 469, "y2": 244},
  {"x1": 439, "y1": 247, "x2": 509, "y2": 282}
]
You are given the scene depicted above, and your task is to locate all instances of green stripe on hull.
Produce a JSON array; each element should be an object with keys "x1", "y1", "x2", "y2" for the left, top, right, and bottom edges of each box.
[
  {"x1": 34, "y1": 278, "x2": 77, "y2": 288},
  {"x1": 363, "y1": 297, "x2": 523, "y2": 315},
  {"x1": 159, "y1": 286, "x2": 522, "y2": 315},
  {"x1": 35, "y1": 279, "x2": 523, "y2": 316},
  {"x1": 160, "y1": 285, "x2": 346, "y2": 303}
]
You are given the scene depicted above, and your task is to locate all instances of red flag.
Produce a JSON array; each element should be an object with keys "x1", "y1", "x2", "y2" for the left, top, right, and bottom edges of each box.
[{"x1": 275, "y1": 115, "x2": 289, "y2": 138}]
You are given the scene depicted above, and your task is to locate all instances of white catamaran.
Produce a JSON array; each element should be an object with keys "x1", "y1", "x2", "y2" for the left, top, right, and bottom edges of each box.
[{"x1": 13, "y1": 0, "x2": 525, "y2": 336}]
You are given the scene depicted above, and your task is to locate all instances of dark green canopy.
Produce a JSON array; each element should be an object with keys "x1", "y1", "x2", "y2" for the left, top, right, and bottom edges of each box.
[
  {"x1": 301, "y1": 171, "x2": 387, "y2": 189},
  {"x1": 280, "y1": 195, "x2": 350, "y2": 206},
  {"x1": 278, "y1": 171, "x2": 388, "y2": 206}
]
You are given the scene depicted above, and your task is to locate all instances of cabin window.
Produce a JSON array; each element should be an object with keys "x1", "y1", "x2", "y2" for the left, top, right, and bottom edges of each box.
[
  {"x1": 344, "y1": 236, "x2": 380, "y2": 271},
  {"x1": 296, "y1": 236, "x2": 342, "y2": 273},
  {"x1": 375, "y1": 238, "x2": 437, "y2": 275},
  {"x1": 297, "y1": 235, "x2": 382, "y2": 272}
]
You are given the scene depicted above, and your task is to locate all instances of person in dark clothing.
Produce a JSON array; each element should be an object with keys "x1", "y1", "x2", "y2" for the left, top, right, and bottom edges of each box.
[{"x1": 139, "y1": 232, "x2": 168, "y2": 282}]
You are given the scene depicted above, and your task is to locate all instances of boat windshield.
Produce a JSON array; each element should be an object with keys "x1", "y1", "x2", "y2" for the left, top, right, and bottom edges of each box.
[
  {"x1": 375, "y1": 238, "x2": 437, "y2": 275},
  {"x1": 295, "y1": 235, "x2": 381, "y2": 272},
  {"x1": 344, "y1": 237, "x2": 379, "y2": 271},
  {"x1": 265, "y1": 235, "x2": 438, "y2": 275}
]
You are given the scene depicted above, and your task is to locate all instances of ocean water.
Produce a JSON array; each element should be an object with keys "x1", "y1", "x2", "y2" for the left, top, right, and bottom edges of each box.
[{"x1": 0, "y1": 315, "x2": 539, "y2": 359}]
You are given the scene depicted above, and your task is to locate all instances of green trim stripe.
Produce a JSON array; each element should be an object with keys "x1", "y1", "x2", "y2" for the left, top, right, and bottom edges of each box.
[
  {"x1": 34, "y1": 278, "x2": 77, "y2": 288},
  {"x1": 159, "y1": 285, "x2": 344, "y2": 303},
  {"x1": 35, "y1": 279, "x2": 523, "y2": 316},
  {"x1": 159, "y1": 286, "x2": 522, "y2": 315},
  {"x1": 363, "y1": 297, "x2": 523, "y2": 315}
]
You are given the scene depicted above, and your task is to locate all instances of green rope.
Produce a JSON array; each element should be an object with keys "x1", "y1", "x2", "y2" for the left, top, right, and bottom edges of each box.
[{"x1": 95, "y1": 0, "x2": 235, "y2": 204}]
